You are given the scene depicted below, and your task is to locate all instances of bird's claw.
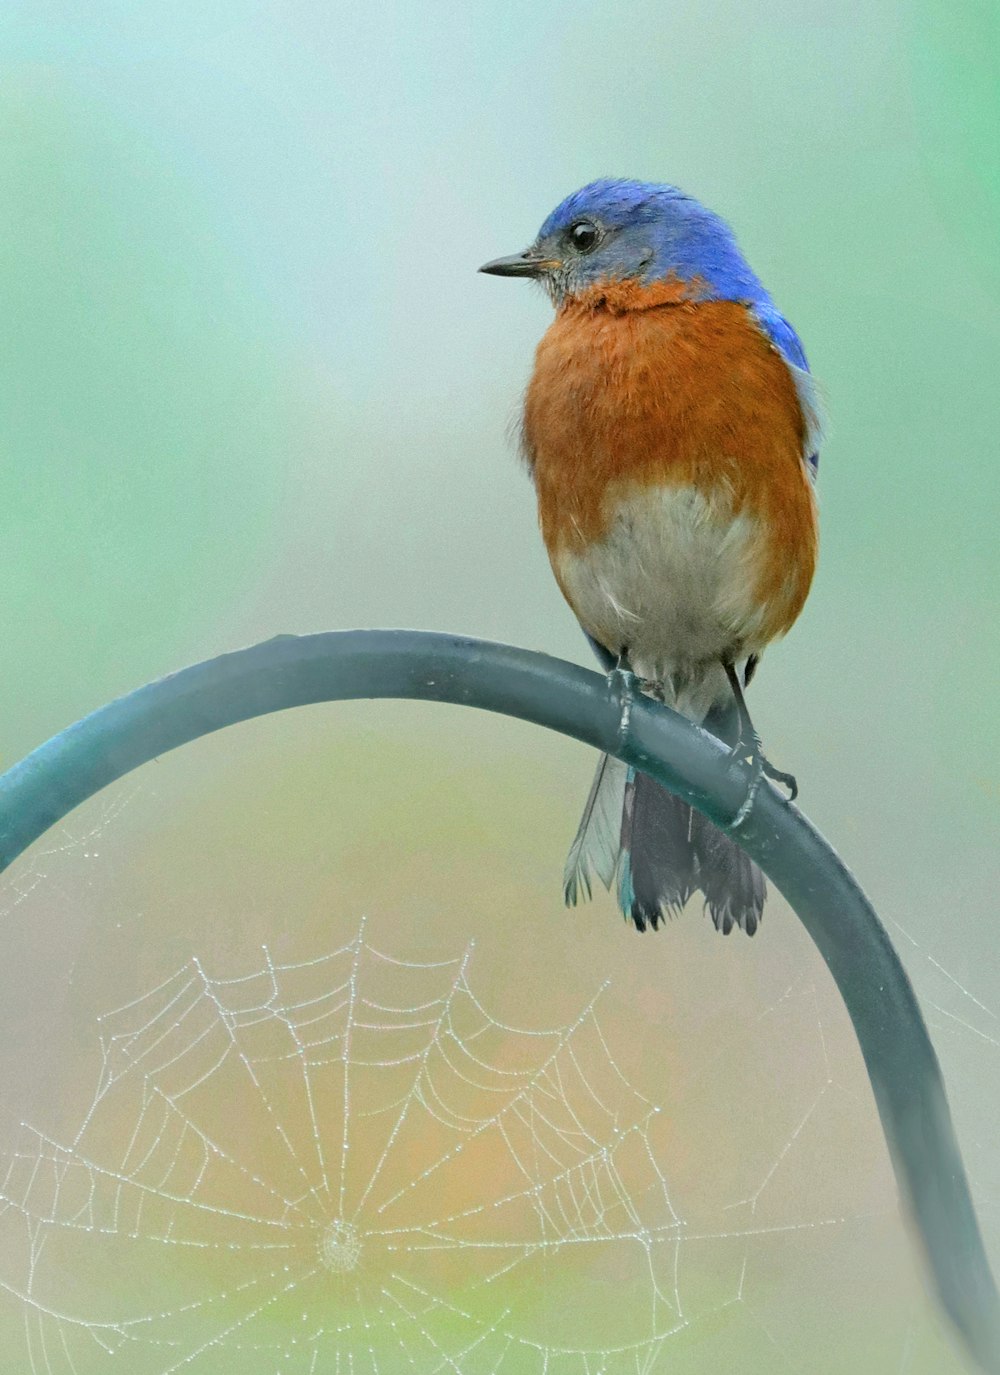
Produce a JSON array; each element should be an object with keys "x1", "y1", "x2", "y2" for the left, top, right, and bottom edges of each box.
[
  {"x1": 607, "y1": 656, "x2": 638, "y2": 747},
  {"x1": 728, "y1": 733, "x2": 798, "y2": 828},
  {"x1": 605, "y1": 657, "x2": 646, "y2": 748},
  {"x1": 761, "y1": 757, "x2": 798, "y2": 801},
  {"x1": 730, "y1": 762, "x2": 762, "y2": 829}
]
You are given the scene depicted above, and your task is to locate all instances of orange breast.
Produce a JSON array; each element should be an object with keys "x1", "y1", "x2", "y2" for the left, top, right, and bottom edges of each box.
[{"x1": 522, "y1": 287, "x2": 818, "y2": 643}]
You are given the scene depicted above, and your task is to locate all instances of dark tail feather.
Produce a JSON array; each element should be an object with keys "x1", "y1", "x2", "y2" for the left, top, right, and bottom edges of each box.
[
  {"x1": 688, "y1": 809, "x2": 766, "y2": 935},
  {"x1": 617, "y1": 768, "x2": 696, "y2": 931},
  {"x1": 694, "y1": 692, "x2": 767, "y2": 934},
  {"x1": 616, "y1": 770, "x2": 765, "y2": 935},
  {"x1": 565, "y1": 685, "x2": 767, "y2": 934}
]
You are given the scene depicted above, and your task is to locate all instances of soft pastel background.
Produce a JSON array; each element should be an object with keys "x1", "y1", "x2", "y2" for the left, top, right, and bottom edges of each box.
[{"x1": 1, "y1": 1, "x2": 998, "y2": 1371}]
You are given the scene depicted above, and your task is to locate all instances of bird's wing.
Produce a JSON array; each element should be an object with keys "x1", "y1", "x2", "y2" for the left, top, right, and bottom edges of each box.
[{"x1": 749, "y1": 303, "x2": 824, "y2": 477}]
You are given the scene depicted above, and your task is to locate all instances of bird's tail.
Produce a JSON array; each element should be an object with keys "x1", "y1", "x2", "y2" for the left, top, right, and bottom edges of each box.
[{"x1": 563, "y1": 751, "x2": 765, "y2": 936}]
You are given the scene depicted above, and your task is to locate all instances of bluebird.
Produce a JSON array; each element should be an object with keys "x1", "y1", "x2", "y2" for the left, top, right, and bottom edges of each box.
[{"x1": 481, "y1": 178, "x2": 821, "y2": 936}]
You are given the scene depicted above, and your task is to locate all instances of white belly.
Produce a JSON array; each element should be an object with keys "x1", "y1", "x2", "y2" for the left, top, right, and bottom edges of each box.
[{"x1": 553, "y1": 484, "x2": 768, "y2": 720}]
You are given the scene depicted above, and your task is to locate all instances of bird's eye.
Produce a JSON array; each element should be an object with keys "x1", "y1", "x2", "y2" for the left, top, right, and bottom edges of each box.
[{"x1": 567, "y1": 220, "x2": 600, "y2": 253}]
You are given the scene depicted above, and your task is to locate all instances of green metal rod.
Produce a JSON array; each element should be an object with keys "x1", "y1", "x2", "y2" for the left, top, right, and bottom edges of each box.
[{"x1": 0, "y1": 629, "x2": 995, "y2": 1371}]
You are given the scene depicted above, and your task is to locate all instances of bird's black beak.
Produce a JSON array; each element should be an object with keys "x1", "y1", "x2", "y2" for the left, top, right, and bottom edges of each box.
[{"x1": 478, "y1": 250, "x2": 559, "y2": 278}]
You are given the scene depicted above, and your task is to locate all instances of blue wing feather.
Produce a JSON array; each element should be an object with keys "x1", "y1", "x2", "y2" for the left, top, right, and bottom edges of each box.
[{"x1": 749, "y1": 303, "x2": 823, "y2": 476}]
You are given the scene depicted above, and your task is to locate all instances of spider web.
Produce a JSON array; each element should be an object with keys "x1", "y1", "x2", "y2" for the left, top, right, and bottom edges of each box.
[
  {"x1": 0, "y1": 789, "x2": 138, "y2": 924},
  {"x1": 0, "y1": 920, "x2": 689, "y2": 1373},
  {"x1": 0, "y1": 779, "x2": 993, "y2": 1374}
]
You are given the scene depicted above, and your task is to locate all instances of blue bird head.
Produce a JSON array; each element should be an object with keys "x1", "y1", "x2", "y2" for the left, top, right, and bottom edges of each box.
[{"x1": 480, "y1": 178, "x2": 767, "y2": 307}]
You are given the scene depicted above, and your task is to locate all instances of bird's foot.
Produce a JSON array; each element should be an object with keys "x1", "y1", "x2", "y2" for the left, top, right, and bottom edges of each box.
[
  {"x1": 607, "y1": 654, "x2": 639, "y2": 746},
  {"x1": 719, "y1": 658, "x2": 797, "y2": 827},
  {"x1": 728, "y1": 732, "x2": 798, "y2": 828}
]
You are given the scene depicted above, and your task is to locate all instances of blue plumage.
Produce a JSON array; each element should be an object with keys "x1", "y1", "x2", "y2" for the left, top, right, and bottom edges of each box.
[
  {"x1": 749, "y1": 303, "x2": 823, "y2": 474},
  {"x1": 537, "y1": 177, "x2": 767, "y2": 303}
]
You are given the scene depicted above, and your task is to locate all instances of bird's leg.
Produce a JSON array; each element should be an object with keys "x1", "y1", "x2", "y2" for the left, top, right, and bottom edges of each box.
[{"x1": 723, "y1": 661, "x2": 798, "y2": 825}]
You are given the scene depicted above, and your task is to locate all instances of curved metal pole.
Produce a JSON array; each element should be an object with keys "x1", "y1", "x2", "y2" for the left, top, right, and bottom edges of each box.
[{"x1": 0, "y1": 629, "x2": 996, "y2": 1371}]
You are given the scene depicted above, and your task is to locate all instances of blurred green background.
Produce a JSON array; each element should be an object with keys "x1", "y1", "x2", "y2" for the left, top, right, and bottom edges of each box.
[{"x1": 0, "y1": 1, "x2": 997, "y2": 1371}]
